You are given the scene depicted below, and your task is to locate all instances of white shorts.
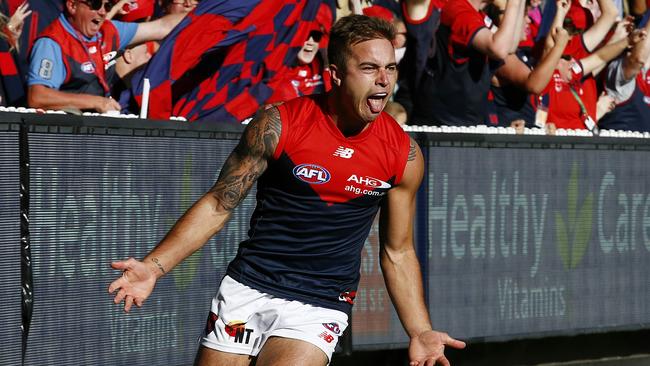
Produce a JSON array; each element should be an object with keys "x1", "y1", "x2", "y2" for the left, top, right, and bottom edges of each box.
[{"x1": 200, "y1": 275, "x2": 349, "y2": 362}]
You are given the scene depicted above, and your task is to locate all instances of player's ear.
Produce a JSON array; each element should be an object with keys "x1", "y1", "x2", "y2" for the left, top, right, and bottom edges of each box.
[{"x1": 329, "y1": 64, "x2": 342, "y2": 87}]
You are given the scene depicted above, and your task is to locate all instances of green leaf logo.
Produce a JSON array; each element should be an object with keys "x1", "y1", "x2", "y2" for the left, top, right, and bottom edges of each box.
[
  {"x1": 170, "y1": 155, "x2": 201, "y2": 290},
  {"x1": 556, "y1": 162, "x2": 593, "y2": 269}
]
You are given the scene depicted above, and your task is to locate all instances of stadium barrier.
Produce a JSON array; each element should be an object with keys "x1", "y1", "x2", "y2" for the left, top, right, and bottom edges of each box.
[{"x1": 1, "y1": 112, "x2": 649, "y2": 365}]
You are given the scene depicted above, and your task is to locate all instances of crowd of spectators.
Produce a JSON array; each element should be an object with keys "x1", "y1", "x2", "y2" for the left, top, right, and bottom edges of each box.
[{"x1": 1, "y1": 0, "x2": 649, "y2": 134}]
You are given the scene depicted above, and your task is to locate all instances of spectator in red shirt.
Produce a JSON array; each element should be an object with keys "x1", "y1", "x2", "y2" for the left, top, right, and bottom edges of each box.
[
  {"x1": 265, "y1": 27, "x2": 331, "y2": 105},
  {"x1": 538, "y1": 0, "x2": 625, "y2": 131}
]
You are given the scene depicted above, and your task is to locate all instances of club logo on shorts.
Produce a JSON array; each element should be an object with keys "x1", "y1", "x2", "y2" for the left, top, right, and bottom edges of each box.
[
  {"x1": 318, "y1": 331, "x2": 335, "y2": 344},
  {"x1": 225, "y1": 321, "x2": 254, "y2": 344},
  {"x1": 338, "y1": 291, "x2": 357, "y2": 305},
  {"x1": 204, "y1": 311, "x2": 219, "y2": 336},
  {"x1": 322, "y1": 322, "x2": 341, "y2": 335},
  {"x1": 293, "y1": 164, "x2": 331, "y2": 184}
]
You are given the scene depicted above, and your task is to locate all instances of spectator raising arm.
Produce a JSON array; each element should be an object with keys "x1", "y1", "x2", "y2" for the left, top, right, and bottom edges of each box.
[
  {"x1": 580, "y1": 17, "x2": 631, "y2": 76},
  {"x1": 3, "y1": 1, "x2": 31, "y2": 51},
  {"x1": 506, "y1": 0, "x2": 527, "y2": 54},
  {"x1": 600, "y1": 18, "x2": 650, "y2": 130},
  {"x1": 581, "y1": 0, "x2": 619, "y2": 52},
  {"x1": 106, "y1": 0, "x2": 131, "y2": 20},
  {"x1": 128, "y1": 11, "x2": 185, "y2": 45},
  {"x1": 544, "y1": 0, "x2": 571, "y2": 54},
  {"x1": 579, "y1": 37, "x2": 629, "y2": 76},
  {"x1": 621, "y1": 20, "x2": 650, "y2": 80},
  {"x1": 403, "y1": 0, "x2": 431, "y2": 21},
  {"x1": 497, "y1": 25, "x2": 571, "y2": 94},
  {"x1": 472, "y1": 0, "x2": 526, "y2": 60},
  {"x1": 492, "y1": 0, "x2": 528, "y2": 53}
]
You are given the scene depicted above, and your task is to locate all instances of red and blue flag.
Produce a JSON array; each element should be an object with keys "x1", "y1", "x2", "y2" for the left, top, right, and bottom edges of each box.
[{"x1": 129, "y1": 0, "x2": 334, "y2": 122}]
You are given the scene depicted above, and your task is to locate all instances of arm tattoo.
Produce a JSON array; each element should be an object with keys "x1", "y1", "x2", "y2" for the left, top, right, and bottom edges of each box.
[
  {"x1": 152, "y1": 257, "x2": 166, "y2": 274},
  {"x1": 210, "y1": 108, "x2": 281, "y2": 211},
  {"x1": 408, "y1": 138, "x2": 417, "y2": 162}
]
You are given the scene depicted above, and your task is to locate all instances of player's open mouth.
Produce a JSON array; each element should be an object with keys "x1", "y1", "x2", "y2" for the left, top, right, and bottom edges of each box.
[
  {"x1": 367, "y1": 92, "x2": 387, "y2": 114},
  {"x1": 91, "y1": 18, "x2": 102, "y2": 26}
]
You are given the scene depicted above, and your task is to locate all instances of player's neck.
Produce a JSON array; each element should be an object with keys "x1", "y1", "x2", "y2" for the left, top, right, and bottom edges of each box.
[{"x1": 326, "y1": 92, "x2": 371, "y2": 138}]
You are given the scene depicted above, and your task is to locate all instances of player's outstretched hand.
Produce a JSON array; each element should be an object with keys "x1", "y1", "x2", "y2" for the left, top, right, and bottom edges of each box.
[
  {"x1": 408, "y1": 330, "x2": 466, "y2": 366},
  {"x1": 108, "y1": 257, "x2": 158, "y2": 312}
]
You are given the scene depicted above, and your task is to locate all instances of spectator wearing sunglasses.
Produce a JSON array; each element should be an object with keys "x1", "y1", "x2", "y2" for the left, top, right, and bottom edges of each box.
[
  {"x1": 26, "y1": 0, "x2": 184, "y2": 113},
  {"x1": 265, "y1": 28, "x2": 331, "y2": 106}
]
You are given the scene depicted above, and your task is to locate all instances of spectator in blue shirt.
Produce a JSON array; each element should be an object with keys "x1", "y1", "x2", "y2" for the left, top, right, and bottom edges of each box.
[{"x1": 27, "y1": 0, "x2": 183, "y2": 113}]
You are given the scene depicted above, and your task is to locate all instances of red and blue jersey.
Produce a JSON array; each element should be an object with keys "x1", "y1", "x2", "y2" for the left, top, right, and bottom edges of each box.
[
  {"x1": 226, "y1": 95, "x2": 411, "y2": 314},
  {"x1": 396, "y1": 0, "x2": 442, "y2": 123},
  {"x1": 417, "y1": 0, "x2": 500, "y2": 125},
  {"x1": 490, "y1": 50, "x2": 537, "y2": 127}
]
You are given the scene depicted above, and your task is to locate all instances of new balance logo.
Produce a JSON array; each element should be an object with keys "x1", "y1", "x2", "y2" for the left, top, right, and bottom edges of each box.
[{"x1": 333, "y1": 146, "x2": 354, "y2": 159}]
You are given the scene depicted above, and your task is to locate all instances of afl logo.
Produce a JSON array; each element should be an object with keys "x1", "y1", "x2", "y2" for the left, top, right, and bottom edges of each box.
[{"x1": 293, "y1": 164, "x2": 331, "y2": 184}]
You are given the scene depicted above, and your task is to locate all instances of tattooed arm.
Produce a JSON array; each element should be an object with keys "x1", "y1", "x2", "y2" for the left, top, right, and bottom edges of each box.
[
  {"x1": 379, "y1": 137, "x2": 465, "y2": 366},
  {"x1": 108, "y1": 107, "x2": 282, "y2": 312}
]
